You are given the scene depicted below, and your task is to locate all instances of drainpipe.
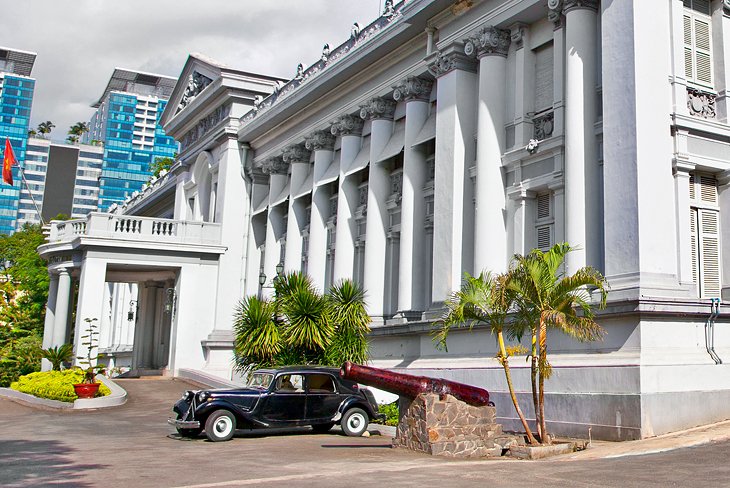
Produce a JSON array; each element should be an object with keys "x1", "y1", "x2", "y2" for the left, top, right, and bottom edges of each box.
[
  {"x1": 240, "y1": 142, "x2": 253, "y2": 296},
  {"x1": 705, "y1": 298, "x2": 721, "y2": 364}
]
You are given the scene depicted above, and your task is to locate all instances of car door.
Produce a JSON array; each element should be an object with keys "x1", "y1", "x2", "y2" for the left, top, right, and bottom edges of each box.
[
  {"x1": 304, "y1": 373, "x2": 342, "y2": 421},
  {"x1": 258, "y1": 373, "x2": 307, "y2": 425}
]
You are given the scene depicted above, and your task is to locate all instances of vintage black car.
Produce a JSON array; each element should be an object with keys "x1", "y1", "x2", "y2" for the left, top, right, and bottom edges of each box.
[{"x1": 168, "y1": 366, "x2": 384, "y2": 442}]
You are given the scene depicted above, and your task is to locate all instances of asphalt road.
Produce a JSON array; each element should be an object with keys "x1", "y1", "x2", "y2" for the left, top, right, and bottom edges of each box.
[{"x1": 1, "y1": 378, "x2": 729, "y2": 488}]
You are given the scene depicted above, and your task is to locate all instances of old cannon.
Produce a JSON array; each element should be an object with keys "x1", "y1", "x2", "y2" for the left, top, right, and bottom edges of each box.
[{"x1": 340, "y1": 361, "x2": 491, "y2": 407}]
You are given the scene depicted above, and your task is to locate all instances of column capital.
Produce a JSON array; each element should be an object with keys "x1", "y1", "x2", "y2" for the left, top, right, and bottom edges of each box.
[
  {"x1": 392, "y1": 76, "x2": 433, "y2": 102},
  {"x1": 548, "y1": 0, "x2": 563, "y2": 24},
  {"x1": 426, "y1": 42, "x2": 477, "y2": 77},
  {"x1": 563, "y1": 0, "x2": 598, "y2": 13},
  {"x1": 673, "y1": 160, "x2": 696, "y2": 175},
  {"x1": 463, "y1": 26, "x2": 511, "y2": 59},
  {"x1": 57, "y1": 267, "x2": 70, "y2": 276},
  {"x1": 304, "y1": 130, "x2": 336, "y2": 151},
  {"x1": 282, "y1": 143, "x2": 310, "y2": 165},
  {"x1": 330, "y1": 114, "x2": 364, "y2": 137},
  {"x1": 724, "y1": 0, "x2": 730, "y2": 15},
  {"x1": 359, "y1": 97, "x2": 396, "y2": 121},
  {"x1": 261, "y1": 156, "x2": 289, "y2": 175}
]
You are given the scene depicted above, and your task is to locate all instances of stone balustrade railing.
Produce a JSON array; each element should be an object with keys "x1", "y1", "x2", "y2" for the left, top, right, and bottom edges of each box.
[{"x1": 48, "y1": 213, "x2": 222, "y2": 246}]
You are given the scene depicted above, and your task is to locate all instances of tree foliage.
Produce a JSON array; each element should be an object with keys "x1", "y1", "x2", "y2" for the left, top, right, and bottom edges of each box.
[{"x1": 233, "y1": 273, "x2": 371, "y2": 373}]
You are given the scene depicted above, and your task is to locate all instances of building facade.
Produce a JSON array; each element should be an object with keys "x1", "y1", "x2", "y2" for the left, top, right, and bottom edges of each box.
[
  {"x1": 87, "y1": 69, "x2": 178, "y2": 211},
  {"x1": 40, "y1": 0, "x2": 730, "y2": 440},
  {"x1": 0, "y1": 47, "x2": 36, "y2": 234}
]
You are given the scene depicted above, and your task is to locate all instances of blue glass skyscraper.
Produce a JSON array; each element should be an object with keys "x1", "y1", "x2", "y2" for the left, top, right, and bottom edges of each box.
[
  {"x1": 0, "y1": 47, "x2": 36, "y2": 234},
  {"x1": 87, "y1": 69, "x2": 177, "y2": 211}
]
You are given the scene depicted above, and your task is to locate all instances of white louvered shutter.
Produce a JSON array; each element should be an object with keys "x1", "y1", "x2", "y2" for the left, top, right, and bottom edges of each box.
[
  {"x1": 683, "y1": 1, "x2": 713, "y2": 87},
  {"x1": 690, "y1": 208, "x2": 698, "y2": 288},
  {"x1": 699, "y1": 209, "x2": 721, "y2": 298},
  {"x1": 535, "y1": 193, "x2": 553, "y2": 252}
]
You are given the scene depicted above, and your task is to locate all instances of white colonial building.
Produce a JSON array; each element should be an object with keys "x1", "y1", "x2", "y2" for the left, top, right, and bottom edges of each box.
[{"x1": 40, "y1": 0, "x2": 730, "y2": 440}]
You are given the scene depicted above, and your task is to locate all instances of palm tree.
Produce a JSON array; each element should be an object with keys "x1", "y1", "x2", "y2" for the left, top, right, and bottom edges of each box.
[
  {"x1": 68, "y1": 122, "x2": 89, "y2": 143},
  {"x1": 37, "y1": 121, "x2": 55, "y2": 138},
  {"x1": 435, "y1": 271, "x2": 539, "y2": 445},
  {"x1": 233, "y1": 295, "x2": 280, "y2": 370},
  {"x1": 509, "y1": 243, "x2": 608, "y2": 444},
  {"x1": 27, "y1": 129, "x2": 37, "y2": 138},
  {"x1": 326, "y1": 279, "x2": 371, "y2": 366}
]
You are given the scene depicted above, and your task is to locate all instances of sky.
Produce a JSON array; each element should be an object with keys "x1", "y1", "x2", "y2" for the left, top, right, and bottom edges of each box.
[{"x1": 0, "y1": 0, "x2": 385, "y2": 140}]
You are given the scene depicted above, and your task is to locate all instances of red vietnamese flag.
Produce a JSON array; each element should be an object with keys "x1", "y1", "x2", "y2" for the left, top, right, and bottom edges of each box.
[{"x1": 3, "y1": 137, "x2": 17, "y2": 186}]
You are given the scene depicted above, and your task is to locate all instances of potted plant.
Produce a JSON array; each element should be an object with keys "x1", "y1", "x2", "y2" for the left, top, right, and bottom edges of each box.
[{"x1": 73, "y1": 318, "x2": 106, "y2": 399}]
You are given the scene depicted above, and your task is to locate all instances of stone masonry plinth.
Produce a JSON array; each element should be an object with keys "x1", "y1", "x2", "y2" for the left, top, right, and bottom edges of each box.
[{"x1": 392, "y1": 393, "x2": 506, "y2": 458}]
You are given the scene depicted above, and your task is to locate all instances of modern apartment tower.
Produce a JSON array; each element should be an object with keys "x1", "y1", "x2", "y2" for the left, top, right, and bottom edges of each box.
[
  {"x1": 0, "y1": 47, "x2": 36, "y2": 234},
  {"x1": 87, "y1": 68, "x2": 178, "y2": 211}
]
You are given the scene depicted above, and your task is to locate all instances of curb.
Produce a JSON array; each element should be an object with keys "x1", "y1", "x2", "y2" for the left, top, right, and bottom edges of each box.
[{"x1": 0, "y1": 375, "x2": 127, "y2": 410}]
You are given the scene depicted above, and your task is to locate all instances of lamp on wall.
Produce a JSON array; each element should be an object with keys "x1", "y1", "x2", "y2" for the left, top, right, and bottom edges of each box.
[
  {"x1": 127, "y1": 300, "x2": 137, "y2": 321},
  {"x1": 258, "y1": 263, "x2": 285, "y2": 299},
  {"x1": 164, "y1": 288, "x2": 177, "y2": 315}
]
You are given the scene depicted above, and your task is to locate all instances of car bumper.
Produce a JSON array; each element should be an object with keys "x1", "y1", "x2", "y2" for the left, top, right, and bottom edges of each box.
[{"x1": 168, "y1": 417, "x2": 201, "y2": 429}]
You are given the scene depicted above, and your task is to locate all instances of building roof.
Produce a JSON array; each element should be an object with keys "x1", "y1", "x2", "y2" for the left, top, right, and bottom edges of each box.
[
  {"x1": 0, "y1": 46, "x2": 37, "y2": 77},
  {"x1": 92, "y1": 68, "x2": 177, "y2": 108}
]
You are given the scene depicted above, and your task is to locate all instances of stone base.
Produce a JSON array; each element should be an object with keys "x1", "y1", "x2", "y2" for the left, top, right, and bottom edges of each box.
[
  {"x1": 509, "y1": 442, "x2": 577, "y2": 460},
  {"x1": 393, "y1": 393, "x2": 512, "y2": 458}
]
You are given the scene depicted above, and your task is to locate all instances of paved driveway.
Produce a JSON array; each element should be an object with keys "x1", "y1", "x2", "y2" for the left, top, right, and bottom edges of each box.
[{"x1": 2, "y1": 378, "x2": 730, "y2": 487}]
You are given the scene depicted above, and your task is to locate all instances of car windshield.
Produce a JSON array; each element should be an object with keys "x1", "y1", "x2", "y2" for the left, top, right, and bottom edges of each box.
[{"x1": 245, "y1": 372, "x2": 274, "y2": 389}]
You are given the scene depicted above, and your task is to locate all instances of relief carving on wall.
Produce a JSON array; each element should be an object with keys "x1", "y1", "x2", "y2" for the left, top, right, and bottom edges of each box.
[
  {"x1": 177, "y1": 71, "x2": 213, "y2": 113},
  {"x1": 687, "y1": 87, "x2": 716, "y2": 119}
]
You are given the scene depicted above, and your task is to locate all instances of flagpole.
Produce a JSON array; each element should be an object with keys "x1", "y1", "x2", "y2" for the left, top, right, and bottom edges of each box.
[{"x1": 18, "y1": 166, "x2": 45, "y2": 226}]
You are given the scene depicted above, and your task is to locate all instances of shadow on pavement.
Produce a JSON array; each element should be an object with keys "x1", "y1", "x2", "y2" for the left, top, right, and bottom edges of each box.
[
  {"x1": 0, "y1": 440, "x2": 106, "y2": 488},
  {"x1": 320, "y1": 444, "x2": 393, "y2": 449}
]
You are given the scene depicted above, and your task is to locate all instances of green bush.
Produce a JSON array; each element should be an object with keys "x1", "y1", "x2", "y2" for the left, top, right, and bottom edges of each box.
[
  {"x1": 11, "y1": 369, "x2": 111, "y2": 402},
  {"x1": 378, "y1": 401, "x2": 399, "y2": 426},
  {"x1": 0, "y1": 333, "x2": 42, "y2": 387}
]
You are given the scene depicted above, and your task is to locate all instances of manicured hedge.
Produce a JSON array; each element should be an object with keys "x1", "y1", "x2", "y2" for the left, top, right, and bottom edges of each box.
[{"x1": 10, "y1": 369, "x2": 111, "y2": 402}]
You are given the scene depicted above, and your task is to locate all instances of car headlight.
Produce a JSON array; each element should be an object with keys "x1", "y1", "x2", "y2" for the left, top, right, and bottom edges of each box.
[
  {"x1": 181, "y1": 391, "x2": 193, "y2": 401},
  {"x1": 197, "y1": 391, "x2": 209, "y2": 402}
]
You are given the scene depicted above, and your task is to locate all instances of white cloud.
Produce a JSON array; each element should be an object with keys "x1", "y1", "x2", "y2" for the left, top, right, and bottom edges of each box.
[{"x1": 0, "y1": 0, "x2": 383, "y2": 138}]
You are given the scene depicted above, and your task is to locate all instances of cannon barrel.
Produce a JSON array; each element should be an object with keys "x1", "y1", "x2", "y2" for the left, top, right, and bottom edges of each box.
[{"x1": 340, "y1": 362, "x2": 490, "y2": 407}]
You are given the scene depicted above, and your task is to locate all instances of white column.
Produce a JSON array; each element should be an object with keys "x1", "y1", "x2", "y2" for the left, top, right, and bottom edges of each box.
[
  {"x1": 674, "y1": 162, "x2": 695, "y2": 288},
  {"x1": 306, "y1": 130, "x2": 336, "y2": 292},
  {"x1": 51, "y1": 268, "x2": 71, "y2": 347},
  {"x1": 464, "y1": 26, "x2": 511, "y2": 274},
  {"x1": 332, "y1": 115, "x2": 364, "y2": 283},
  {"x1": 261, "y1": 156, "x2": 290, "y2": 294},
  {"x1": 509, "y1": 24, "x2": 534, "y2": 149},
  {"x1": 549, "y1": 2, "x2": 566, "y2": 137},
  {"x1": 602, "y1": 0, "x2": 679, "y2": 296},
  {"x1": 393, "y1": 77, "x2": 432, "y2": 314},
  {"x1": 41, "y1": 274, "x2": 59, "y2": 371},
  {"x1": 564, "y1": 1, "x2": 600, "y2": 274},
  {"x1": 283, "y1": 144, "x2": 311, "y2": 273},
  {"x1": 426, "y1": 44, "x2": 478, "y2": 304},
  {"x1": 361, "y1": 97, "x2": 396, "y2": 319},
  {"x1": 712, "y1": 2, "x2": 730, "y2": 122},
  {"x1": 72, "y1": 256, "x2": 107, "y2": 363},
  {"x1": 243, "y1": 173, "x2": 268, "y2": 297},
  {"x1": 720, "y1": 172, "x2": 730, "y2": 301}
]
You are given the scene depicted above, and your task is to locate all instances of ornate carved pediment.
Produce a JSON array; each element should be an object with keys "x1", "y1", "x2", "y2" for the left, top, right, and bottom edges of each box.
[
  {"x1": 359, "y1": 97, "x2": 396, "y2": 121},
  {"x1": 177, "y1": 71, "x2": 213, "y2": 114},
  {"x1": 260, "y1": 156, "x2": 289, "y2": 175},
  {"x1": 463, "y1": 26, "x2": 511, "y2": 59},
  {"x1": 331, "y1": 114, "x2": 364, "y2": 137},
  {"x1": 282, "y1": 143, "x2": 311, "y2": 164},
  {"x1": 305, "y1": 130, "x2": 336, "y2": 151},
  {"x1": 393, "y1": 76, "x2": 433, "y2": 102},
  {"x1": 180, "y1": 104, "x2": 231, "y2": 152}
]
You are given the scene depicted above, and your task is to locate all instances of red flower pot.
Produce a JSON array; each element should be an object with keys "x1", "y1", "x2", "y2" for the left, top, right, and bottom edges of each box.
[{"x1": 73, "y1": 383, "x2": 100, "y2": 399}]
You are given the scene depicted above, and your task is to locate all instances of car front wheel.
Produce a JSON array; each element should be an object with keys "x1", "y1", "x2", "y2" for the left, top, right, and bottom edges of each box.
[
  {"x1": 204, "y1": 410, "x2": 236, "y2": 442},
  {"x1": 341, "y1": 408, "x2": 369, "y2": 437}
]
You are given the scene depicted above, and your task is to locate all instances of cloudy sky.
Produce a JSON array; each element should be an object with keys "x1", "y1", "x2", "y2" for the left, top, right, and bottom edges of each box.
[{"x1": 0, "y1": 0, "x2": 384, "y2": 139}]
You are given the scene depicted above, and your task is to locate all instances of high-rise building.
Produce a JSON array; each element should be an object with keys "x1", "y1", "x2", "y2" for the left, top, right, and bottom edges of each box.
[
  {"x1": 87, "y1": 68, "x2": 178, "y2": 211},
  {"x1": 18, "y1": 138, "x2": 104, "y2": 226},
  {"x1": 0, "y1": 46, "x2": 36, "y2": 234}
]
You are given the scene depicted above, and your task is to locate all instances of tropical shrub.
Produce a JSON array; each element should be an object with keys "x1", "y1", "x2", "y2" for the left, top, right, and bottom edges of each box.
[
  {"x1": 0, "y1": 333, "x2": 42, "y2": 387},
  {"x1": 11, "y1": 369, "x2": 111, "y2": 402},
  {"x1": 377, "y1": 401, "x2": 399, "y2": 426},
  {"x1": 40, "y1": 343, "x2": 73, "y2": 371},
  {"x1": 233, "y1": 273, "x2": 371, "y2": 372}
]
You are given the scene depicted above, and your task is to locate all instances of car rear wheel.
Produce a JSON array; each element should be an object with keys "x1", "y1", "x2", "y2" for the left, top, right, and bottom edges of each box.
[
  {"x1": 204, "y1": 410, "x2": 236, "y2": 442},
  {"x1": 311, "y1": 422, "x2": 335, "y2": 433},
  {"x1": 341, "y1": 408, "x2": 369, "y2": 437}
]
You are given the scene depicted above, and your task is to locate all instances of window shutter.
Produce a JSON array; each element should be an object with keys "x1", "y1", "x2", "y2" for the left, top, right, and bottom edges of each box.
[
  {"x1": 698, "y1": 175, "x2": 718, "y2": 204},
  {"x1": 534, "y1": 43, "x2": 554, "y2": 113},
  {"x1": 537, "y1": 193, "x2": 551, "y2": 219},
  {"x1": 537, "y1": 226, "x2": 552, "y2": 252},
  {"x1": 689, "y1": 174, "x2": 696, "y2": 200},
  {"x1": 690, "y1": 208, "x2": 698, "y2": 286},
  {"x1": 694, "y1": 18, "x2": 712, "y2": 85},
  {"x1": 535, "y1": 193, "x2": 553, "y2": 252},
  {"x1": 699, "y1": 209, "x2": 721, "y2": 298},
  {"x1": 683, "y1": 3, "x2": 713, "y2": 87},
  {"x1": 684, "y1": 15, "x2": 694, "y2": 80}
]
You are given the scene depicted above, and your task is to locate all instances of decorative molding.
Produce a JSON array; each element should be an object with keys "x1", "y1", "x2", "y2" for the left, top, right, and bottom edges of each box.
[
  {"x1": 180, "y1": 104, "x2": 231, "y2": 152},
  {"x1": 724, "y1": 0, "x2": 730, "y2": 15},
  {"x1": 510, "y1": 24, "x2": 527, "y2": 50},
  {"x1": 177, "y1": 71, "x2": 213, "y2": 114},
  {"x1": 563, "y1": 0, "x2": 599, "y2": 13},
  {"x1": 393, "y1": 76, "x2": 433, "y2": 102},
  {"x1": 463, "y1": 26, "x2": 511, "y2": 59},
  {"x1": 533, "y1": 111, "x2": 554, "y2": 140},
  {"x1": 282, "y1": 143, "x2": 311, "y2": 164},
  {"x1": 261, "y1": 156, "x2": 289, "y2": 175},
  {"x1": 360, "y1": 97, "x2": 397, "y2": 120},
  {"x1": 305, "y1": 130, "x2": 336, "y2": 151},
  {"x1": 426, "y1": 44, "x2": 477, "y2": 77},
  {"x1": 548, "y1": 0, "x2": 563, "y2": 25},
  {"x1": 382, "y1": 0, "x2": 396, "y2": 18},
  {"x1": 687, "y1": 87, "x2": 716, "y2": 119},
  {"x1": 331, "y1": 114, "x2": 364, "y2": 137}
]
